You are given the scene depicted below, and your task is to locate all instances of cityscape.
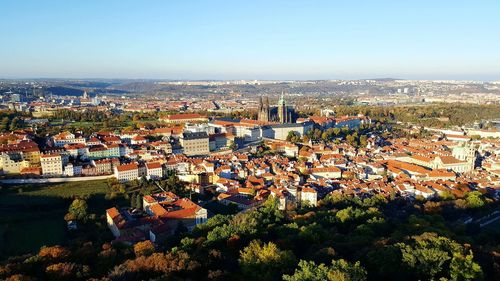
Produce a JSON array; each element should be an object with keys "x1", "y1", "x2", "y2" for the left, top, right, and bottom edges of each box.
[{"x1": 1, "y1": 1, "x2": 499, "y2": 281}]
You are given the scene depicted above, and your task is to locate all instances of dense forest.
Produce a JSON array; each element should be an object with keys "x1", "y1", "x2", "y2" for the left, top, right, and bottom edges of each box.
[{"x1": 1, "y1": 190, "x2": 498, "y2": 281}]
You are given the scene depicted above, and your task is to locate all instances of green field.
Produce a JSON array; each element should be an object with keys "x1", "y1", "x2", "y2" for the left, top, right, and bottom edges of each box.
[{"x1": 0, "y1": 180, "x2": 120, "y2": 259}]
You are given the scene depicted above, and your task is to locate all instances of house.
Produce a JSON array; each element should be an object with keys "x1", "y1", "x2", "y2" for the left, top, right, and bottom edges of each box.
[
  {"x1": 300, "y1": 187, "x2": 318, "y2": 207},
  {"x1": 180, "y1": 131, "x2": 210, "y2": 156},
  {"x1": 40, "y1": 153, "x2": 63, "y2": 176},
  {"x1": 114, "y1": 162, "x2": 139, "y2": 182},
  {"x1": 131, "y1": 135, "x2": 148, "y2": 145},
  {"x1": 0, "y1": 153, "x2": 30, "y2": 174},
  {"x1": 143, "y1": 192, "x2": 208, "y2": 233},
  {"x1": 52, "y1": 131, "x2": 86, "y2": 147},
  {"x1": 309, "y1": 166, "x2": 342, "y2": 179},
  {"x1": 146, "y1": 162, "x2": 163, "y2": 180}
]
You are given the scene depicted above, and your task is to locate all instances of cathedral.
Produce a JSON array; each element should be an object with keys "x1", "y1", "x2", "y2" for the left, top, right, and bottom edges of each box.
[{"x1": 258, "y1": 93, "x2": 294, "y2": 123}]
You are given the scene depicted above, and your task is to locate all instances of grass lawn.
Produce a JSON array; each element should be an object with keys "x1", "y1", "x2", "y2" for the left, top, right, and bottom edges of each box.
[{"x1": 0, "y1": 179, "x2": 124, "y2": 259}]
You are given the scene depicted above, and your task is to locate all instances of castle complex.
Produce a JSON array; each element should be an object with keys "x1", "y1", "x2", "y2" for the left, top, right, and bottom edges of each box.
[{"x1": 258, "y1": 92, "x2": 294, "y2": 123}]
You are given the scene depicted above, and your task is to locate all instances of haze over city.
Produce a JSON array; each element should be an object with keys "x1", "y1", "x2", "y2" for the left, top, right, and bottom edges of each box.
[{"x1": 1, "y1": 0, "x2": 500, "y2": 80}]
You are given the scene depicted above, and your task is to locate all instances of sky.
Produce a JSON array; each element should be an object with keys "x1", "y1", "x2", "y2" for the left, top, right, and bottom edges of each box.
[{"x1": 1, "y1": 0, "x2": 499, "y2": 80}]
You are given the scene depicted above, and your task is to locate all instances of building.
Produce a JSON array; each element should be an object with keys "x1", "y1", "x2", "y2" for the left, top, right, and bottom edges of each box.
[
  {"x1": 93, "y1": 158, "x2": 119, "y2": 175},
  {"x1": 257, "y1": 93, "x2": 295, "y2": 123},
  {"x1": 143, "y1": 192, "x2": 208, "y2": 232},
  {"x1": 52, "y1": 131, "x2": 86, "y2": 147},
  {"x1": 258, "y1": 96, "x2": 270, "y2": 122},
  {"x1": 146, "y1": 162, "x2": 163, "y2": 180},
  {"x1": 114, "y1": 162, "x2": 139, "y2": 182},
  {"x1": 300, "y1": 187, "x2": 318, "y2": 207},
  {"x1": 309, "y1": 166, "x2": 342, "y2": 179},
  {"x1": 0, "y1": 153, "x2": 30, "y2": 174},
  {"x1": 261, "y1": 122, "x2": 314, "y2": 140},
  {"x1": 277, "y1": 93, "x2": 293, "y2": 123},
  {"x1": 180, "y1": 131, "x2": 210, "y2": 156},
  {"x1": 40, "y1": 153, "x2": 63, "y2": 176},
  {"x1": 160, "y1": 113, "x2": 208, "y2": 124}
]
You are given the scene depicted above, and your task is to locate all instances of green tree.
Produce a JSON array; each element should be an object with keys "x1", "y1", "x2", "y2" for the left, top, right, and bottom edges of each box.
[
  {"x1": 229, "y1": 140, "x2": 238, "y2": 150},
  {"x1": 9, "y1": 117, "x2": 21, "y2": 131},
  {"x1": 283, "y1": 259, "x2": 367, "y2": 281},
  {"x1": 464, "y1": 191, "x2": 485, "y2": 209},
  {"x1": 287, "y1": 131, "x2": 301, "y2": 143},
  {"x1": 449, "y1": 251, "x2": 483, "y2": 281},
  {"x1": 395, "y1": 232, "x2": 478, "y2": 280},
  {"x1": 67, "y1": 198, "x2": 88, "y2": 221},
  {"x1": 239, "y1": 240, "x2": 296, "y2": 281},
  {"x1": 0, "y1": 117, "x2": 9, "y2": 132}
]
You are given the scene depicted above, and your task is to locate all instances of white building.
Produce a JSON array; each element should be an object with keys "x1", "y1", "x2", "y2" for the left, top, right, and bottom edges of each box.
[
  {"x1": 146, "y1": 162, "x2": 163, "y2": 180},
  {"x1": 52, "y1": 131, "x2": 86, "y2": 147},
  {"x1": 41, "y1": 153, "x2": 63, "y2": 176},
  {"x1": 114, "y1": 162, "x2": 139, "y2": 182}
]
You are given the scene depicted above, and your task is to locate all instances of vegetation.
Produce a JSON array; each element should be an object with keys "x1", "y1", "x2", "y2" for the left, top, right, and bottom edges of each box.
[
  {"x1": 0, "y1": 190, "x2": 498, "y2": 280},
  {"x1": 333, "y1": 104, "x2": 500, "y2": 128},
  {"x1": 0, "y1": 180, "x2": 125, "y2": 259}
]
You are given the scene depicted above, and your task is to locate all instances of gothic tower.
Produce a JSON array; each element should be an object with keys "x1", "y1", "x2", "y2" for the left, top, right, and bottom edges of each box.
[
  {"x1": 258, "y1": 96, "x2": 270, "y2": 122},
  {"x1": 278, "y1": 92, "x2": 288, "y2": 123}
]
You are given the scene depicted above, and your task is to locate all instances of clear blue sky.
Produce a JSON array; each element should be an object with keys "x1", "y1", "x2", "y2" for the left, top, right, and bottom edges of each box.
[{"x1": 1, "y1": 0, "x2": 499, "y2": 80}]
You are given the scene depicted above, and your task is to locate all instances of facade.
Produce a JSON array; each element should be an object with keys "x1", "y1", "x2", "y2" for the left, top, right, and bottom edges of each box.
[
  {"x1": 52, "y1": 131, "x2": 86, "y2": 147},
  {"x1": 40, "y1": 153, "x2": 63, "y2": 176},
  {"x1": 309, "y1": 166, "x2": 342, "y2": 179},
  {"x1": 146, "y1": 162, "x2": 163, "y2": 180},
  {"x1": 261, "y1": 122, "x2": 313, "y2": 140},
  {"x1": 114, "y1": 162, "x2": 139, "y2": 182},
  {"x1": 180, "y1": 132, "x2": 210, "y2": 156},
  {"x1": 0, "y1": 153, "x2": 30, "y2": 174}
]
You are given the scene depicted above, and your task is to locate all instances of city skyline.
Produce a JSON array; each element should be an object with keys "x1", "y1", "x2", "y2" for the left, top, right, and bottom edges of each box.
[{"x1": 1, "y1": 0, "x2": 500, "y2": 80}]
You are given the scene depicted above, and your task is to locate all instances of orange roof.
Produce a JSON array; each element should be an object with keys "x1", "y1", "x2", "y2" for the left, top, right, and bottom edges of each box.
[
  {"x1": 106, "y1": 207, "x2": 120, "y2": 219},
  {"x1": 116, "y1": 163, "x2": 138, "y2": 172},
  {"x1": 146, "y1": 162, "x2": 162, "y2": 169}
]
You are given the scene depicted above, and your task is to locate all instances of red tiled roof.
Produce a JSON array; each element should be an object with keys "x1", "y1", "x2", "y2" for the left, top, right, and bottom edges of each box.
[{"x1": 116, "y1": 163, "x2": 138, "y2": 172}]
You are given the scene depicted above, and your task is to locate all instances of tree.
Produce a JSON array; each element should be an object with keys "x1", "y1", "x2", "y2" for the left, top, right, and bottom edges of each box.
[
  {"x1": 9, "y1": 117, "x2": 21, "y2": 131},
  {"x1": 359, "y1": 135, "x2": 368, "y2": 147},
  {"x1": 46, "y1": 262, "x2": 90, "y2": 281},
  {"x1": 283, "y1": 259, "x2": 367, "y2": 281},
  {"x1": 464, "y1": 191, "x2": 485, "y2": 209},
  {"x1": 395, "y1": 232, "x2": 479, "y2": 280},
  {"x1": 287, "y1": 131, "x2": 301, "y2": 143},
  {"x1": 239, "y1": 240, "x2": 296, "y2": 281},
  {"x1": 229, "y1": 140, "x2": 238, "y2": 150},
  {"x1": 67, "y1": 198, "x2": 88, "y2": 221},
  {"x1": 38, "y1": 246, "x2": 71, "y2": 260},
  {"x1": 134, "y1": 240, "x2": 155, "y2": 257},
  {"x1": 0, "y1": 117, "x2": 9, "y2": 132},
  {"x1": 135, "y1": 194, "x2": 143, "y2": 210},
  {"x1": 449, "y1": 251, "x2": 483, "y2": 281},
  {"x1": 130, "y1": 193, "x2": 137, "y2": 209}
]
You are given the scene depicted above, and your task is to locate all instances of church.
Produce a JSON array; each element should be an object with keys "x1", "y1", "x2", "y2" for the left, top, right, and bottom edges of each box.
[{"x1": 257, "y1": 93, "x2": 295, "y2": 123}]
